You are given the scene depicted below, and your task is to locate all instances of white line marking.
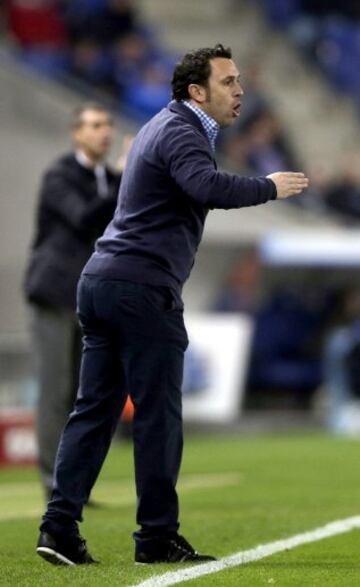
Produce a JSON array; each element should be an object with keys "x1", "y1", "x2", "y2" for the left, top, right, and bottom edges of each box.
[{"x1": 129, "y1": 515, "x2": 360, "y2": 587}]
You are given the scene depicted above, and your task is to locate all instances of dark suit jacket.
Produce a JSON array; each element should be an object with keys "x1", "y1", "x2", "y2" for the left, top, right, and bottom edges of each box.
[
  {"x1": 84, "y1": 101, "x2": 277, "y2": 292},
  {"x1": 24, "y1": 153, "x2": 121, "y2": 309}
]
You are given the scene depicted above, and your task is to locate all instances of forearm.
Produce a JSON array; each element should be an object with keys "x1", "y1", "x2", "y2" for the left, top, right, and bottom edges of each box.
[{"x1": 189, "y1": 169, "x2": 277, "y2": 209}]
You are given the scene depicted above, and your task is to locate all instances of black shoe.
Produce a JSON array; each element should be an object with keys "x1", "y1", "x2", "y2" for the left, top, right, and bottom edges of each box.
[
  {"x1": 134, "y1": 533, "x2": 216, "y2": 564},
  {"x1": 36, "y1": 530, "x2": 97, "y2": 566}
]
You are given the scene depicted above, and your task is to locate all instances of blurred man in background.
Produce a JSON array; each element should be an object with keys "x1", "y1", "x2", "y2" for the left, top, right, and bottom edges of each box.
[
  {"x1": 24, "y1": 103, "x2": 128, "y2": 500},
  {"x1": 36, "y1": 44, "x2": 308, "y2": 567}
]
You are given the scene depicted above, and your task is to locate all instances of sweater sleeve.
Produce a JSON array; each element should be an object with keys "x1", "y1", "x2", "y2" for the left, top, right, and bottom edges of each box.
[{"x1": 161, "y1": 125, "x2": 277, "y2": 209}]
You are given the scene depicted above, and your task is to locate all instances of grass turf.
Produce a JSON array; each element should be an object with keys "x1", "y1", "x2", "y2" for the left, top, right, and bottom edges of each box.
[{"x1": 1, "y1": 432, "x2": 360, "y2": 586}]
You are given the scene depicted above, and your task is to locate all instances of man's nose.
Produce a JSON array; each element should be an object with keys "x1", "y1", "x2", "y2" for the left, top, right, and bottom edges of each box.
[{"x1": 234, "y1": 82, "x2": 244, "y2": 97}]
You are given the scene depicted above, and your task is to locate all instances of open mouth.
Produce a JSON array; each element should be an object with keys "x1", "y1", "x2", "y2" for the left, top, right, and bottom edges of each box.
[{"x1": 232, "y1": 103, "x2": 241, "y2": 117}]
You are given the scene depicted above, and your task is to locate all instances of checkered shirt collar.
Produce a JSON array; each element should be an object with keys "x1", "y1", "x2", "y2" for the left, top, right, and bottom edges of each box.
[{"x1": 182, "y1": 101, "x2": 219, "y2": 152}]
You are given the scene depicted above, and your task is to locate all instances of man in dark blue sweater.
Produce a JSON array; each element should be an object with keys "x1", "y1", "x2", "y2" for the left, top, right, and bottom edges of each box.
[{"x1": 36, "y1": 44, "x2": 308, "y2": 566}]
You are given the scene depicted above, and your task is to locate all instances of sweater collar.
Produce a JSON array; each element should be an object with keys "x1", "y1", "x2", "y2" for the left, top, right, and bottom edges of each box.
[
  {"x1": 181, "y1": 101, "x2": 219, "y2": 152},
  {"x1": 167, "y1": 100, "x2": 208, "y2": 137}
]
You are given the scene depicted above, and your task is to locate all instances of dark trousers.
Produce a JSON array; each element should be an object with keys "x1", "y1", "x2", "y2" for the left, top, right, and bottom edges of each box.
[{"x1": 42, "y1": 275, "x2": 188, "y2": 536}]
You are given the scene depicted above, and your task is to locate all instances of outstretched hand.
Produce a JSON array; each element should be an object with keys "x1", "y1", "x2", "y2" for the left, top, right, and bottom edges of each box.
[{"x1": 267, "y1": 172, "x2": 309, "y2": 199}]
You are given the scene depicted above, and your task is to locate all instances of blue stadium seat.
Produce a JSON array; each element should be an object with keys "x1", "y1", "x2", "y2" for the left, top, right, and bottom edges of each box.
[
  {"x1": 261, "y1": 0, "x2": 301, "y2": 28},
  {"x1": 18, "y1": 48, "x2": 70, "y2": 79}
]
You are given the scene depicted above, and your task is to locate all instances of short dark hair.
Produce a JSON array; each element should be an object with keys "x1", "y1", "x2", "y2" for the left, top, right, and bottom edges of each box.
[
  {"x1": 171, "y1": 43, "x2": 232, "y2": 101},
  {"x1": 70, "y1": 102, "x2": 111, "y2": 129}
]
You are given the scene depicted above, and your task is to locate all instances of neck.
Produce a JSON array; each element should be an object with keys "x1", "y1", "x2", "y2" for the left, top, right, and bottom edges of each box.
[{"x1": 76, "y1": 149, "x2": 103, "y2": 169}]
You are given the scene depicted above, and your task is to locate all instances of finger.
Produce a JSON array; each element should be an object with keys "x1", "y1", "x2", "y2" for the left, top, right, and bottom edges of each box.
[
  {"x1": 288, "y1": 179, "x2": 309, "y2": 187},
  {"x1": 285, "y1": 187, "x2": 303, "y2": 195},
  {"x1": 282, "y1": 172, "x2": 306, "y2": 178},
  {"x1": 287, "y1": 178, "x2": 309, "y2": 183}
]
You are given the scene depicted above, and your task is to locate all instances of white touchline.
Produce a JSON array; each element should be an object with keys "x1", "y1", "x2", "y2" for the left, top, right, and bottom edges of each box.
[{"x1": 128, "y1": 515, "x2": 360, "y2": 587}]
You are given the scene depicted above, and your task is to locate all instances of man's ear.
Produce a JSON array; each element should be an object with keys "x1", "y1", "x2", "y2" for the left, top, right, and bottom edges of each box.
[{"x1": 188, "y1": 83, "x2": 207, "y2": 104}]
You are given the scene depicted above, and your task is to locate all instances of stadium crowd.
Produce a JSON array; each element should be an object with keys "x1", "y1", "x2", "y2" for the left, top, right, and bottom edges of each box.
[
  {"x1": 261, "y1": 0, "x2": 360, "y2": 112},
  {"x1": 2, "y1": 0, "x2": 175, "y2": 119}
]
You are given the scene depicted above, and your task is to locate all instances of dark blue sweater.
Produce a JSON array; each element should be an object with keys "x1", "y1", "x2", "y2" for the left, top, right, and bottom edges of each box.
[{"x1": 83, "y1": 101, "x2": 277, "y2": 292}]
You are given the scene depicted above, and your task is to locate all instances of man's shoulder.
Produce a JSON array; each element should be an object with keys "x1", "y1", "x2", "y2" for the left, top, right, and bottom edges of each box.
[
  {"x1": 127, "y1": 103, "x2": 210, "y2": 166},
  {"x1": 143, "y1": 103, "x2": 205, "y2": 148},
  {"x1": 145, "y1": 102, "x2": 202, "y2": 132},
  {"x1": 44, "y1": 152, "x2": 77, "y2": 177}
]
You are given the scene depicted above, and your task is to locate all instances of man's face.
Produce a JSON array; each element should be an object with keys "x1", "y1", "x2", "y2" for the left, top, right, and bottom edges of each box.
[
  {"x1": 194, "y1": 58, "x2": 243, "y2": 128},
  {"x1": 72, "y1": 109, "x2": 114, "y2": 162}
]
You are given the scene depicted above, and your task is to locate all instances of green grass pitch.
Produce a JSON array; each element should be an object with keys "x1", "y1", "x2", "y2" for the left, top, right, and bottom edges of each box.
[{"x1": 1, "y1": 432, "x2": 360, "y2": 586}]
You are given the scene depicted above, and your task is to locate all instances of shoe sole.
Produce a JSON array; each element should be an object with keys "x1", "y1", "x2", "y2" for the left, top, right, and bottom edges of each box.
[{"x1": 36, "y1": 547, "x2": 76, "y2": 566}]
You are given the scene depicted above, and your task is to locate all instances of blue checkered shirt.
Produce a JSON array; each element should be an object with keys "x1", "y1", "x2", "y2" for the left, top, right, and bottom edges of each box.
[{"x1": 182, "y1": 101, "x2": 219, "y2": 152}]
